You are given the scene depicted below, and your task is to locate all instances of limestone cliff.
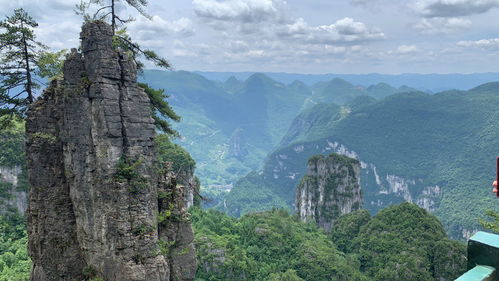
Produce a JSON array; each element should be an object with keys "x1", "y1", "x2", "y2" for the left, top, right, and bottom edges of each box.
[
  {"x1": 295, "y1": 153, "x2": 362, "y2": 233},
  {"x1": 176, "y1": 167, "x2": 200, "y2": 209},
  {"x1": 26, "y1": 21, "x2": 195, "y2": 281}
]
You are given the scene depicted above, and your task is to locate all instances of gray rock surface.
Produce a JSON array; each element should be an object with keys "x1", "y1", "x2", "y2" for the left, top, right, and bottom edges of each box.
[
  {"x1": 27, "y1": 21, "x2": 195, "y2": 281},
  {"x1": 158, "y1": 167, "x2": 197, "y2": 280},
  {"x1": 295, "y1": 153, "x2": 362, "y2": 233}
]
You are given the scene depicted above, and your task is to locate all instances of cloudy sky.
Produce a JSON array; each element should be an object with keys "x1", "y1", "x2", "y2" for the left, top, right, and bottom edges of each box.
[{"x1": 1, "y1": 0, "x2": 499, "y2": 74}]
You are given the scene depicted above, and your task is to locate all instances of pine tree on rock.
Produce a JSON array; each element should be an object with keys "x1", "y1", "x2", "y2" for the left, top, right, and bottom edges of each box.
[{"x1": 76, "y1": 1, "x2": 178, "y2": 136}]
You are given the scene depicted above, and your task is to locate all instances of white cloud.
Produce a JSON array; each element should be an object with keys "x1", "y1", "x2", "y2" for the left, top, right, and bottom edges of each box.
[
  {"x1": 226, "y1": 40, "x2": 250, "y2": 53},
  {"x1": 188, "y1": 0, "x2": 386, "y2": 69},
  {"x1": 193, "y1": 0, "x2": 285, "y2": 23},
  {"x1": 396, "y1": 45, "x2": 418, "y2": 54},
  {"x1": 129, "y1": 15, "x2": 195, "y2": 40},
  {"x1": 278, "y1": 17, "x2": 385, "y2": 44},
  {"x1": 413, "y1": 17, "x2": 471, "y2": 34},
  {"x1": 414, "y1": 0, "x2": 499, "y2": 17},
  {"x1": 457, "y1": 38, "x2": 499, "y2": 48},
  {"x1": 192, "y1": 0, "x2": 385, "y2": 46},
  {"x1": 36, "y1": 21, "x2": 80, "y2": 50}
]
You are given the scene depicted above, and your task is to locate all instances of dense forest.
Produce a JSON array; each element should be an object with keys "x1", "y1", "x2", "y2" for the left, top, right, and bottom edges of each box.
[{"x1": 191, "y1": 203, "x2": 467, "y2": 281}]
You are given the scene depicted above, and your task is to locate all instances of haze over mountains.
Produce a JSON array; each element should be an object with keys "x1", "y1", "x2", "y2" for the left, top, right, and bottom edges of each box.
[
  {"x1": 196, "y1": 71, "x2": 499, "y2": 93},
  {"x1": 141, "y1": 70, "x2": 499, "y2": 238},
  {"x1": 141, "y1": 70, "x2": 422, "y2": 185}
]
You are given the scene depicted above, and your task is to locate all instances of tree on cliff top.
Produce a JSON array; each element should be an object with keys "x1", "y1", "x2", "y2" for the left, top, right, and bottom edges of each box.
[
  {"x1": 76, "y1": 0, "x2": 149, "y2": 35},
  {"x1": 75, "y1": 0, "x2": 169, "y2": 69},
  {"x1": 0, "y1": 9, "x2": 66, "y2": 128},
  {"x1": 75, "y1": 1, "x2": 179, "y2": 136}
]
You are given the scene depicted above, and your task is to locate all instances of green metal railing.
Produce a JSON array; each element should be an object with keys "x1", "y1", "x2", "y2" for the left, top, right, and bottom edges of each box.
[{"x1": 455, "y1": 231, "x2": 499, "y2": 281}]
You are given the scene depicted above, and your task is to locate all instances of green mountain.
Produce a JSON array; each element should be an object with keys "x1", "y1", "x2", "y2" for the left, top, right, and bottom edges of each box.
[
  {"x1": 141, "y1": 71, "x2": 310, "y2": 186},
  {"x1": 303, "y1": 78, "x2": 414, "y2": 109},
  {"x1": 141, "y1": 71, "x2": 423, "y2": 187},
  {"x1": 224, "y1": 83, "x2": 499, "y2": 238}
]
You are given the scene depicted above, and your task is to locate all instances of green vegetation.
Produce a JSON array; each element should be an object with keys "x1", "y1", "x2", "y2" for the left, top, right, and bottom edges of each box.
[
  {"x1": 330, "y1": 210, "x2": 371, "y2": 253},
  {"x1": 36, "y1": 49, "x2": 67, "y2": 80},
  {"x1": 479, "y1": 210, "x2": 499, "y2": 233},
  {"x1": 31, "y1": 132, "x2": 57, "y2": 143},
  {"x1": 0, "y1": 119, "x2": 28, "y2": 205},
  {"x1": 0, "y1": 212, "x2": 30, "y2": 281},
  {"x1": 113, "y1": 157, "x2": 148, "y2": 194},
  {"x1": 140, "y1": 83, "x2": 181, "y2": 137},
  {"x1": 227, "y1": 84, "x2": 499, "y2": 238},
  {"x1": 191, "y1": 207, "x2": 367, "y2": 281},
  {"x1": 192, "y1": 203, "x2": 466, "y2": 281},
  {"x1": 0, "y1": 8, "x2": 45, "y2": 125},
  {"x1": 0, "y1": 119, "x2": 25, "y2": 167},
  {"x1": 155, "y1": 134, "x2": 195, "y2": 172},
  {"x1": 141, "y1": 71, "x2": 310, "y2": 185},
  {"x1": 0, "y1": 9, "x2": 64, "y2": 127},
  {"x1": 219, "y1": 172, "x2": 289, "y2": 217},
  {"x1": 352, "y1": 203, "x2": 467, "y2": 281}
]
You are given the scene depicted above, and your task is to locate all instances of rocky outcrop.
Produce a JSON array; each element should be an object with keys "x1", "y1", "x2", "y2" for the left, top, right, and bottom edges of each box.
[
  {"x1": 158, "y1": 167, "x2": 197, "y2": 280},
  {"x1": 295, "y1": 153, "x2": 362, "y2": 233},
  {"x1": 26, "y1": 21, "x2": 195, "y2": 281},
  {"x1": 176, "y1": 167, "x2": 199, "y2": 209},
  {"x1": 265, "y1": 138, "x2": 443, "y2": 214}
]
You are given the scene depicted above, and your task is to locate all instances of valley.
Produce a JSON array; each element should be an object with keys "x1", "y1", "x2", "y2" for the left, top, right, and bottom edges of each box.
[{"x1": 140, "y1": 70, "x2": 499, "y2": 239}]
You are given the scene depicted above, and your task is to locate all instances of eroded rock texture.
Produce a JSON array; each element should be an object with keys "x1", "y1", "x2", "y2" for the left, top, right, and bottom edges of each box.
[
  {"x1": 295, "y1": 153, "x2": 362, "y2": 233},
  {"x1": 158, "y1": 168, "x2": 197, "y2": 280},
  {"x1": 27, "y1": 21, "x2": 195, "y2": 281}
]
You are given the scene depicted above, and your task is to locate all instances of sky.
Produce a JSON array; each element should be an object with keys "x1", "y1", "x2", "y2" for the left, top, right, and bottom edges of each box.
[{"x1": 1, "y1": 0, "x2": 499, "y2": 74}]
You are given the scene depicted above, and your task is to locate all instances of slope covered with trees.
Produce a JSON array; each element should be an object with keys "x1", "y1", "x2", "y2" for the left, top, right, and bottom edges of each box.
[
  {"x1": 192, "y1": 203, "x2": 466, "y2": 281},
  {"x1": 225, "y1": 84, "x2": 499, "y2": 238},
  {"x1": 141, "y1": 71, "x2": 311, "y2": 186}
]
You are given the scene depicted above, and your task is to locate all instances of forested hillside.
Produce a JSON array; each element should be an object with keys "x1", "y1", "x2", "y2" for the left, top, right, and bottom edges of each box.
[
  {"x1": 141, "y1": 71, "x2": 309, "y2": 186},
  {"x1": 0, "y1": 121, "x2": 30, "y2": 280},
  {"x1": 225, "y1": 83, "x2": 499, "y2": 238},
  {"x1": 192, "y1": 203, "x2": 466, "y2": 280},
  {"x1": 140, "y1": 71, "x2": 418, "y2": 187}
]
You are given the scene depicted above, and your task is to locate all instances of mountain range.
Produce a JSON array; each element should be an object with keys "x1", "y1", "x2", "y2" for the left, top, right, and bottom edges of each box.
[
  {"x1": 141, "y1": 70, "x2": 498, "y2": 238},
  {"x1": 196, "y1": 71, "x2": 499, "y2": 92},
  {"x1": 142, "y1": 70, "x2": 423, "y2": 186},
  {"x1": 224, "y1": 83, "x2": 499, "y2": 238}
]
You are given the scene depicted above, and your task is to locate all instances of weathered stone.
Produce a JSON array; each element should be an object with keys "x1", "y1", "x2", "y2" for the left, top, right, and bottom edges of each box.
[
  {"x1": 27, "y1": 21, "x2": 195, "y2": 281},
  {"x1": 295, "y1": 153, "x2": 362, "y2": 233},
  {"x1": 158, "y1": 168, "x2": 197, "y2": 281}
]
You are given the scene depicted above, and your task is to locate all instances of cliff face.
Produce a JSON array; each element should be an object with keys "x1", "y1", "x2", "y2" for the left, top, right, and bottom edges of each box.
[
  {"x1": 295, "y1": 153, "x2": 362, "y2": 233},
  {"x1": 176, "y1": 167, "x2": 199, "y2": 209},
  {"x1": 26, "y1": 21, "x2": 195, "y2": 281}
]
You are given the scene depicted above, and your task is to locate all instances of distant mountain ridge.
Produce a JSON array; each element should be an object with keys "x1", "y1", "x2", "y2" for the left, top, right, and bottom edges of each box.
[{"x1": 195, "y1": 71, "x2": 499, "y2": 92}]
